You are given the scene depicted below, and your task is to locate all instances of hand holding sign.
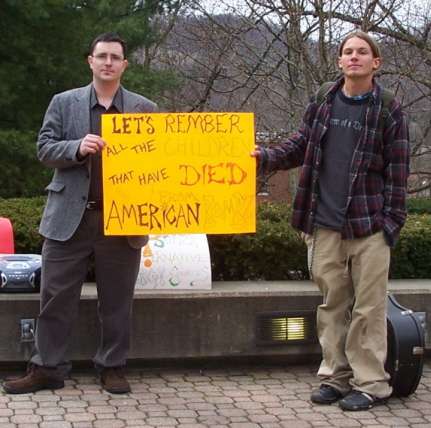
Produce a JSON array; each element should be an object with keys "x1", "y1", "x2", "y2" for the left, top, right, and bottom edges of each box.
[{"x1": 79, "y1": 134, "x2": 106, "y2": 157}]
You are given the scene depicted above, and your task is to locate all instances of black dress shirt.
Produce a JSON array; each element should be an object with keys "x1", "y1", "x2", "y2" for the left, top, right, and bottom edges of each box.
[{"x1": 88, "y1": 86, "x2": 123, "y2": 203}]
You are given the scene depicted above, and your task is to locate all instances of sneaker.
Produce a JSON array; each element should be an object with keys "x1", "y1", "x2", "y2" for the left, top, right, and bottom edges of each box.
[
  {"x1": 339, "y1": 390, "x2": 385, "y2": 411},
  {"x1": 310, "y1": 384, "x2": 343, "y2": 404},
  {"x1": 2, "y1": 364, "x2": 64, "y2": 394},
  {"x1": 100, "y1": 367, "x2": 131, "y2": 394}
]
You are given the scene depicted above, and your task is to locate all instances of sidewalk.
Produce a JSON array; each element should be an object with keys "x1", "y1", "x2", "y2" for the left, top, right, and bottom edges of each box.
[{"x1": 1, "y1": 361, "x2": 430, "y2": 428}]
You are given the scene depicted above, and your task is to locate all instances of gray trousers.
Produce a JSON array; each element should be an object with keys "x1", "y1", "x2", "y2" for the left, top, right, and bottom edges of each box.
[{"x1": 30, "y1": 210, "x2": 141, "y2": 374}]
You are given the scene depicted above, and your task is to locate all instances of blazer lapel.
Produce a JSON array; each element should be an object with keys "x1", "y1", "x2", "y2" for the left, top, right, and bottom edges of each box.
[
  {"x1": 72, "y1": 84, "x2": 92, "y2": 138},
  {"x1": 72, "y1": 84, "x2": 92, "y2": 171}
]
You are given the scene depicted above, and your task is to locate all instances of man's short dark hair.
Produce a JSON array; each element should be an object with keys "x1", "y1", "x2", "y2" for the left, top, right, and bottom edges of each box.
[{"x1": 89, "y1": 32, "x2": 127, "y2": 58}]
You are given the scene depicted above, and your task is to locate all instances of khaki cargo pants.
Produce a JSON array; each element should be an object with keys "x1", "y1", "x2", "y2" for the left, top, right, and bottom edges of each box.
[{"x1": 304, "y1": 228, "x2": 392, "y2": 398}]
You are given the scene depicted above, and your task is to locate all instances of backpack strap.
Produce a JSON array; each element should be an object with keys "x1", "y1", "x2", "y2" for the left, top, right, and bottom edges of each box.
[
  {"x1": 315, "y1": 81, "x2": 335, "y2": 105},
  {"x1": 377, "y1": 88, "x2": 395, "y2": 141}
]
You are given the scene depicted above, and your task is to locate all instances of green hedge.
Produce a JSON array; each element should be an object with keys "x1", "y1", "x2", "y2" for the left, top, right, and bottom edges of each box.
[
  {"x1": 210, "y1": 201, "x2": 431, "y2": 280},
  {"x1": 0, "y1": 197, "x2": 45, "y2": 253},
  {"x1": 208, "y1": 203, "x2": 307, "y2": 280},
  {"x1": 1, "y1": 198, "x2": 430, "y2": 279},
  {"x1": 0, "y1": 130, "x2": 51, "y2": 198},
  {"x1": 390, "y1": 213, "x2": 431, "y2": 279},
  {"x1": 406, "y1": 197, "x2": 431, "y2": 214}
]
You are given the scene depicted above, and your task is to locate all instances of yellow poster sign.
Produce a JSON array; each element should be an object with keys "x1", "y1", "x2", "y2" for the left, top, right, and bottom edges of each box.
[{"x1": 102, "y1": 112, "x2": 256, "y2": 235}]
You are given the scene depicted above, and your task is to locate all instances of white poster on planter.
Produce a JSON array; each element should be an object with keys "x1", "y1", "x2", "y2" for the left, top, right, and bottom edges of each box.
[{"x1": 135, "y1": 234, "x2": 212, "y2": 290}]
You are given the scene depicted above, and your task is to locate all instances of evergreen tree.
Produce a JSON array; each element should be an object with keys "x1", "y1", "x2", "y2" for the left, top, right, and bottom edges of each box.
[
  {"x1": 0, "y1": 0, "x2": 182, "y2": 197},
  {"x1": 0, "y1": 0, "x2": 182, "y2": 131}
]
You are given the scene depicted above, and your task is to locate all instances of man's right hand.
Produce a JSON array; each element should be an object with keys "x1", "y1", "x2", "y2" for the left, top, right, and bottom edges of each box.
[{"x1": 78, "y1": 134, "x2": 106, "y2": 157}]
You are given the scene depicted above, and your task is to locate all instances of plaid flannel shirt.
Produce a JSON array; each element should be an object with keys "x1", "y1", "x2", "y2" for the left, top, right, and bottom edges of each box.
[{"x1": 259, "y1": 78, "x2": 409, "y2": 246}]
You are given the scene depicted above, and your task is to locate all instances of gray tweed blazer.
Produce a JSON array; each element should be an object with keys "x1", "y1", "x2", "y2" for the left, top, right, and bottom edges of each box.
[{"x1": 37, "y1": 83, "x2": 157, "y2": 248}]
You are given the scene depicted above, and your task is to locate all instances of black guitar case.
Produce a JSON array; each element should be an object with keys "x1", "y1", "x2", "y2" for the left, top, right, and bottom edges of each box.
[{"x1": 385, "y1": 294, "x2": 425, "y2": 397}]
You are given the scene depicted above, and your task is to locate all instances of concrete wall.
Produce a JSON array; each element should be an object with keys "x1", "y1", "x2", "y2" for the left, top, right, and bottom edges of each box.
[{"x1": 0, "y1": 280, "x2": 429, "y2": 363}]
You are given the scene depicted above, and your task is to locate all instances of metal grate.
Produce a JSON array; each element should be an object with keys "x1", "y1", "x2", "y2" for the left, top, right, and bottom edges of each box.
[{"x1": 256, "y1": 311, "x2": 317, "y2": 346}]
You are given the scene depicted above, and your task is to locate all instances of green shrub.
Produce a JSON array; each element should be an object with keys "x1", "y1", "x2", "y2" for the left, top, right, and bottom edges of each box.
[
  {"x1": 407, "y1": 197, "x2": 431, "y2": 214},
  {"x1": 1, "y1": 198, "x2": 430, "y2": 280},
  {"x1": 0, "y1": 130, "x2": 51, "y2": 198},
  {"x1": 209, "y1": 202, "x2": 431, "y2": 280},
  {"x1": 0, "y1": 197, "x2": 45, "y2": 253},
  {"x1": 390, "y1": 213, "x2": 431, "y2": 278},
  {"x1": 209, "y1": 202, "x2": 308, "y2": 280}
]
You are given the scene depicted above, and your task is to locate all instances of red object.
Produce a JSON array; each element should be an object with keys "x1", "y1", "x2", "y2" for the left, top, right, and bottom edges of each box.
[{"x1": 0, "y1": 217, "x2": 14, "y2": 253}]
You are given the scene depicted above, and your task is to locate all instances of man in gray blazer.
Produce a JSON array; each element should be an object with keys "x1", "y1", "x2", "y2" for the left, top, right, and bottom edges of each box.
[{"x1": 4, "y1": 32, "x2": 156, "y2": 394}]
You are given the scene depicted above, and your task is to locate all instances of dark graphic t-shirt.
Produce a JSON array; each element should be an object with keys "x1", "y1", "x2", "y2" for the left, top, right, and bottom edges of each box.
[{"x1": 314, "y1": 89, "x2": 370, "y2": 230}]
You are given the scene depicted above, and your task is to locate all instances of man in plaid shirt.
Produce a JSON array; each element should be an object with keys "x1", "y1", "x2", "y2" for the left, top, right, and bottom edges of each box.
[{"x1": 254, "y1": 31, "x2": 409, "y2": 411}]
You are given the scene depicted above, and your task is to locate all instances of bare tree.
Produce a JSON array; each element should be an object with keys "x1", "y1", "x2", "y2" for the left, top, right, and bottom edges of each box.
[{"x1": 149, "y1": 0, "x2": 431, "y2": 195}]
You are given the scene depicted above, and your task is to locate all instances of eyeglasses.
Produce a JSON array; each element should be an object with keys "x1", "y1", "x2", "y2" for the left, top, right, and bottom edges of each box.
[{"x1": 91, "y1": 53, "x2": 125, "y2": 63}]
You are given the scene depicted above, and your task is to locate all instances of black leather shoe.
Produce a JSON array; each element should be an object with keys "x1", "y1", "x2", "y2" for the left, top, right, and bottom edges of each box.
[
  {"x1": 310, "y1": 384, "x2": 343, "y2": 404},
  {"x1": 339, "y1": 390, "x2": 385, "y2": 411}
]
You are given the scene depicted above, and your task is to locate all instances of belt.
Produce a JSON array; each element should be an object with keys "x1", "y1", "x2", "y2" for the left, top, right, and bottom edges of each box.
[{"x1": 85, "y1": 200, "x2": 102, "y2": 210}]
